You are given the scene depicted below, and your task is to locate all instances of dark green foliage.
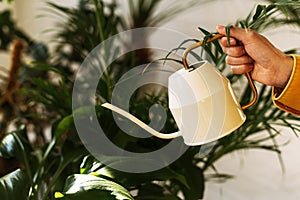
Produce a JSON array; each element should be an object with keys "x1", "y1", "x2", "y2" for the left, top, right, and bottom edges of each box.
[
  {"x1": 48, "y1": 0, "x2": 122, "y2": 74},
  {"x1": 0, "y1": 169, "x2": 29, "y2": 200}
]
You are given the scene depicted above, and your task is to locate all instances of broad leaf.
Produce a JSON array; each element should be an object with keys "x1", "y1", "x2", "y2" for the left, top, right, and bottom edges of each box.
[
  {"x1": 0, "y1": 169, "x2": 28, "y2": 200},
  {"x1": 55, "y1": 174, "x2": 134, "y2": 200},
  {"x1": 80, "y1": 156, "x2": 189, "y2": 188},
  {"x1": 0, "y1": 134, "x2": 20, "y2": 159},
  {"x1": 0, "y1": 126, "x2": 29, "y2": 159}
]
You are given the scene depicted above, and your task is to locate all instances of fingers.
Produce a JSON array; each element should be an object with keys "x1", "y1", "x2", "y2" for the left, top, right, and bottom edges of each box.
[
  {"x1": 226, "y1": 54, "x2": 253, "y2": 74},
  {"x1": 216, "y1": 25, "x2": 255, "y2": 74},
  {"x1": 226, "y1": 54, "x2": 253, "y2": 65},
  {"x1": 218, "y1": 35, "x2": 246, "y2": 57},
  {"x1": 216, "y1": 25, "x2": 226, "y2": 35},
  {"x1": 220, "y1": 42, "x2": 245, "y2": 58},
  {"x1": 230, "y1": 64, "x2": 254, "y2": 74},
  {"x1": 216, "y1": 25, "x2": 249, "y2": 43},
  {"x1": 219, "y1": 37, "x2": 238, "y2": 47}
]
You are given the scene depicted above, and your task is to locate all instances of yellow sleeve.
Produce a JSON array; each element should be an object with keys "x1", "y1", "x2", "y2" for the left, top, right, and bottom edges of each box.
[{"x1": 272, "y1": 55, "x2": 300, "y2": 116}]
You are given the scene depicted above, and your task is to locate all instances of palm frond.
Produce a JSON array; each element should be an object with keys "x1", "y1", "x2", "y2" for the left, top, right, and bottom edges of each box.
[{"x1": 127, "y1": 0, "x2": 214, "y2": 28}]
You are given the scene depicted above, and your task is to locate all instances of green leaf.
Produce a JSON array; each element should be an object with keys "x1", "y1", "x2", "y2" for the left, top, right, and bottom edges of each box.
[
  {"x1": 80, "y1": 156, "x2": 189, "y2": 189},
  {"x1": 137, "y1": 183, "x2": 181, "y2": 200},
  {"x1": 0, "y1": 126, "x2": 29, "y2": 159},
  {"x1": 182, "y1": 166, "x2": 205, "y2": 200},
  {"x1": 29, "y1": 62, "x2": 65, "y2": 76},
  {"x1": 54, "y1": 114, "x2": 74, "y2": 139},
  {"x1": 42, "y1": 146, "x2": 88, "y2": 199},
  {"x1": 239, "y1": 20, "x2": 248, "y2": 29},
  {"x1": 28, "y1": 78, "x2": 72, "y2": 115},
  {"x1": 252, "y1": 5, "x2": 265, "y2": 21},
  {"x1": 55, "y1": 174, "x2": 134, "y2": 200},
  {"x1": 0, "y1": 169, "x2": 29, "y2": 200},
  {"x1": 0, "y1": 134, "x2": 20, "y2": 159},
  {"x1": 99, "y1": 166, "x2": 189, "y2": 189},
  {"x1": 80, "y1": 155, "x2": 102, "y2": 175},
  {"x1": 0, "y1": 127, "x2": 34, "y2": 188},
  {"x1": 225, "y1": 25, "x2": 232, "y2": 46}
]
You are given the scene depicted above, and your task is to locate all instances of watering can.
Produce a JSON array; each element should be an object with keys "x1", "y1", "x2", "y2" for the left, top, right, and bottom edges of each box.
[{"x1": 102, "y1": 34, "x2": 257, "y2": 146}]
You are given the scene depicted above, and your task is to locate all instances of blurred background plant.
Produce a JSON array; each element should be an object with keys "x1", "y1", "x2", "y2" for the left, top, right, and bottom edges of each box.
[{"x1": 0, "y1": 0, "x2": 300, "y2": 200}]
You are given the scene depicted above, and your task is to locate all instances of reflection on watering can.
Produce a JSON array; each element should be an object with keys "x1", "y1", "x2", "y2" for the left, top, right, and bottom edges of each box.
[{"x1": 102, "y1": 33, "x2": 257, "y2": 146}]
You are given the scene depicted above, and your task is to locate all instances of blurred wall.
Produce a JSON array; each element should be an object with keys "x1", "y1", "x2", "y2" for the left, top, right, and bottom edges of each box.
[{"x1": 0, "y1": 0, "x2": 77, "y2": 68}]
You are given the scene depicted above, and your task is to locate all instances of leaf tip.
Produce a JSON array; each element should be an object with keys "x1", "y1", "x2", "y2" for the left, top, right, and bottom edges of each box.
[{"x1": 54, "y1": 192, "x2": 64, "y2": 199}]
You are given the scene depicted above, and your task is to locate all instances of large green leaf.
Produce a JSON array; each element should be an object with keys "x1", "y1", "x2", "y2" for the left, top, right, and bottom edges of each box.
[
  {"x1": 0, "y1": 134, "x2": 20, "y2": 159},
  {"x1": 0, "y1": 169, "x2": 29, "y2": 200},
  {"x1": 80, "y1": 155, "x2": 189, "y2": 189},
  {"x1": 0, "y1": 126, "x2": 35, "y2": 192},
  {"x1": 0, "y1": 126, "x2": 29, "y2": 159},
  {"x1": 55, "y1": 174, "x2": 134, "y2": 200},
  {"x1": 0, "y1": 126, "x2": 33, "y2": 185}
]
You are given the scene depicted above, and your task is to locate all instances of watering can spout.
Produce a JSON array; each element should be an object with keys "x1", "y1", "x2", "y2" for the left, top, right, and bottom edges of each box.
[{"x1": 101, "y1": 103, "x2": 181, "y2": 139}]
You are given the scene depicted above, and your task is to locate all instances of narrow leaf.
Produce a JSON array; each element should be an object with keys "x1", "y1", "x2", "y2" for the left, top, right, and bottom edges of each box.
[{"x1": 225, "y1": 25, "x2": 232, "y2": 46}]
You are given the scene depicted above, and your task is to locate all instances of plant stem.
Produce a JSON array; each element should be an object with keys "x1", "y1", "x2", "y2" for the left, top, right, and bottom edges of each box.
[
  {"x1": 93, "y1": 0, "x2": 105, "y2": 43},
  {"x1": 93, "y1": 0, "x2": 112, "y2": 101},
  {"x1": 41, "y1": 160, "x2": 65, "y2": 200},
  {"x1": 29, "y1": 138, "x2": 56, "y2": 199}
]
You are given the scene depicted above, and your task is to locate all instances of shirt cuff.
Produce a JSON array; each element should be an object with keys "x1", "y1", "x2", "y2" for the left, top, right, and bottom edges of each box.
[{"x1": 272, "y1": 55, "x2": 300, "y2": 116}]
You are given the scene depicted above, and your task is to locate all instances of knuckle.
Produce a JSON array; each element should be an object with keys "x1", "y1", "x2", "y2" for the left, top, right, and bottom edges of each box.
[
  {"x1": 246, "y1": 29, "x2": 257, "y2": 40},
  {"x1": 225, "y1": 55, "x2": 231, "y2": 63}
]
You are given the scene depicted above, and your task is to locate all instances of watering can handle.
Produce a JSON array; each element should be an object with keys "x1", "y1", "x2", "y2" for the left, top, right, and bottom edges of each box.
[{"x1": 182, "y1": 33, "x2": 257, "y2": 110}]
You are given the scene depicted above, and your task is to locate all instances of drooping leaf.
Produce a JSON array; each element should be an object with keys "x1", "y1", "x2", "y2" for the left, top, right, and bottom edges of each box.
[{"x1": 252, "y1": 5, "x2": 266, "y2": 21}]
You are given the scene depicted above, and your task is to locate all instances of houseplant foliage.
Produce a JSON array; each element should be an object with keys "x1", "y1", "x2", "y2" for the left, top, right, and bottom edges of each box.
[{"x1": 0, "y1": 0, "x2": 300, "y2": 200}]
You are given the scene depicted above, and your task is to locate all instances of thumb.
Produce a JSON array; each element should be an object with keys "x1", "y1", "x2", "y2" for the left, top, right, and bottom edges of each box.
[
  {"x1": 216, "y1": 25, "x2": 249, "y2": 43},
  {"x1": 216, "y1": 25, "x2": 227, "y2": 35}
]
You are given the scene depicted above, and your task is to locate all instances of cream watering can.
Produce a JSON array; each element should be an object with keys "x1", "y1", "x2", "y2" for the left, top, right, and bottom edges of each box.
[{"x1": 102, "y1": 34, "x2": 257, "y2": 146}]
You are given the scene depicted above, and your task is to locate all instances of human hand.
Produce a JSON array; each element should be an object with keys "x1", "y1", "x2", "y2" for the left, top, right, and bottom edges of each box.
[{"x1": 216, "y1": 25, "x2": 293, "y2": 88}]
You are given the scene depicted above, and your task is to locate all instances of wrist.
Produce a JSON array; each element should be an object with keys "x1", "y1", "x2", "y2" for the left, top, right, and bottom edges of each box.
[{"x1": 275, "y1": 55, "x2": 294, "y2": 89}]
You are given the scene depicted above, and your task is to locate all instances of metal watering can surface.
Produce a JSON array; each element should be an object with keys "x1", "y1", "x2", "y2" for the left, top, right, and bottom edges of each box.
[{"x1": 102, "y1": 34, "x2": 257, "y2": 146}]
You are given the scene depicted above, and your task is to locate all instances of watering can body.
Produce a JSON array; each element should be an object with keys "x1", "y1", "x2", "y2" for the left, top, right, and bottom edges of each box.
[{"x1": 168, "y1": 61, "x2": 246, "y2": 145}]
